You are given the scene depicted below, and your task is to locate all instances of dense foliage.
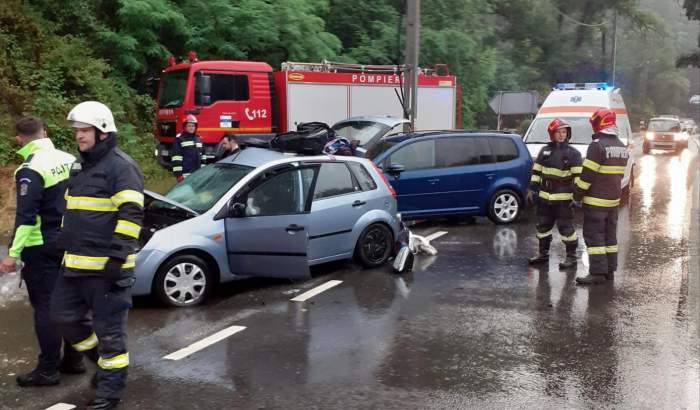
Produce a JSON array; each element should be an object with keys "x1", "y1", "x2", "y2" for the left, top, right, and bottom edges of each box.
[{"x1": 0, "y1": 0, "x2": 696, "y2": 173}]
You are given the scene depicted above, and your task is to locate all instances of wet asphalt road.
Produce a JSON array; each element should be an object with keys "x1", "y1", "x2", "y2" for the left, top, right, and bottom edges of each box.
[{"x1": 1, "y1": 142, "x2": 698, "y2": 409}]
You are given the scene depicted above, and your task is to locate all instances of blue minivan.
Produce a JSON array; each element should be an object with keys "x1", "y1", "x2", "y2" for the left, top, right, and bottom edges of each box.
[{"x1": 369, "y1": 131, "x2": 533, "y2": 224}]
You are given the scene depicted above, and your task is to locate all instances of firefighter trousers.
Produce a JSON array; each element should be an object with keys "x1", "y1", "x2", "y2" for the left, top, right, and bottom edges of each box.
[
  {"x1": 583, "y1": 206, "x2": 619, "y2": 275},
  {"x1": 535, "y1": 201, "x2": 578, "y2": 256},
  {"x1": 50, "y1": 274, "x2": 132, "y2": 399}
]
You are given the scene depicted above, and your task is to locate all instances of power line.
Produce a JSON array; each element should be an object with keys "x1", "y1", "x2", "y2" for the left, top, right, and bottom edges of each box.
[{"x1": 554, "y1": 7, "x2": 608, "y2": 27}]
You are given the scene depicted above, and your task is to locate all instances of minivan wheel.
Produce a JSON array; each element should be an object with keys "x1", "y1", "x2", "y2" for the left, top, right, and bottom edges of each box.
[
  {"x1": 488, "y1": 189, "x2": 521, "y2": 224},
  {"x1": 355, "y1": 223, "x2": 394, "y2": 268},
  {"x1": 154, "y1": 254, "x2": 213, "y2": 307}
]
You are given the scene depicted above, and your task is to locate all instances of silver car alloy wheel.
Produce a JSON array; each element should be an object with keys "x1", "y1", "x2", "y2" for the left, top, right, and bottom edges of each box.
[
  {"x1": 493, "y1": 193, "x2": 519, "y2": 223},
  {"x1": 164, "y1": 262, "x2": 207, "y2": 306}
]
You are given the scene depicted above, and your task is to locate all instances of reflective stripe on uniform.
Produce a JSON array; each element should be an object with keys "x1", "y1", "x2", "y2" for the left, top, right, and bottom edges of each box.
[
  {"x1": 181, "y1": 141, "x2": 195, "y2": 147},
  {"x1": 172, "y1": 166, "x2": 183, "y2": 172},
  {"x1": 66, "y1": 196, "x2": 117, "y2": 212},
  {"x1": 598, "y1": 165, "x2": 626, "y2": 174},
  {"x1": 561, "y1": 232, "x2": 578, "y2": 242},
  {"x1": 72, "y1": 332, "x2": 98, "y2": 352},
  {"x1": 536, "y1": 229, "x2": 553, "y2": 239},
  {"x1": 587, "y1": 246, "x2": 606, "y2": 255},
  {"x1": 583, "y1": 196, "x2": 620, "y2": 207},
  {"x1": 575, "y1": 177, "x2": 591, "y2": 190},
  {"x1": 98, "y1": 352, "x2": 129, "y2": 370},
  {"x1": 111, "y1": 190, "x2": 144, "y2": 208},
  {"x1": 583, "y1": 159, "x2": 601, "y2": 172},
  {"x1": 532, "y1": 163, "x2": 542, "y2": 171},
  {"x1": 606, "y1": 245, "x2": 618, "y2": 253},
  {"x1": 195, "y1": 143, "x2": 202, "y2": 148},
  {"x1": 541, "y1": 166, "x2": 572, "y2": 178},
  {"x1": 538, "y1": 191, "x2": 573, "y2": 201},
  {"x1": 530, "y1": 175, "x2": 541, "y2": 183},
  {"x1": 115, "y1": 219, "x2": 141, "y2": 239},
  {"x1": 171, "y1": 155, "x2": 183, "y2": 162},
  {"x1": 64, "y1": 253, "x2": 137, "y2": 270},
  {"x1": 571, "y1": 166, "x2": 583, "y2": 174}
]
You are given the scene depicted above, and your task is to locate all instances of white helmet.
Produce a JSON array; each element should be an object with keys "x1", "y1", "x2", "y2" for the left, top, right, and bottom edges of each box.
[{"x1": 67, "y1": 101, "x2": 117, "y2": 133}]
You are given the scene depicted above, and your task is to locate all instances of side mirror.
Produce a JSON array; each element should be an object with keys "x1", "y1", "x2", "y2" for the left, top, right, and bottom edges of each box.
[
  {"x1": 229, "y1": 202, "x2": 246, "y2": 218},
  {"x1": 385, "y1": 163, "x2": 405, "y2": 178}
]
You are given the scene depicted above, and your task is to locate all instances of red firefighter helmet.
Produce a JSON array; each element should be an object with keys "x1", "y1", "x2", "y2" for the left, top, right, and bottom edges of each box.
[
  {"x1": 547, "y1": 118, "x2": 571, "y2": 141},
  {"x1": 589, "y1": 108, "x2": 616, "y2": 133},
  {"x1": 183, "y1": 114, "x2": 198, "y2": 125}
]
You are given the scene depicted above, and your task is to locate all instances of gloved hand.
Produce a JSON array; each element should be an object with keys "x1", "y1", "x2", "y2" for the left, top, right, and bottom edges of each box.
[
  {"x1": 176, "y1": 175, "x2": 184, "y2": 183},
  {"x1": 103, "y1": 258, "x2": 124, "y2": 282},
  {"x1": 570, "y1": 199, "x2": 582, "y2": 209}
]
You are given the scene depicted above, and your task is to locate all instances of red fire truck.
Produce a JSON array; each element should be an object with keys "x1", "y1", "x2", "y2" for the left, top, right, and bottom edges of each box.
[{"x1": 154, "y1": 54, "x2": 458, "y2": 165}]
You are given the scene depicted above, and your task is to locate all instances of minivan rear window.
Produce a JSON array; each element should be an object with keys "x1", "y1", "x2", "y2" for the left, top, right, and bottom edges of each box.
[
  {"x1": 436, "y1": 137, "x2": 494, "y2": 167},
  {"x1": 490, "y1": 138, "x2": 518, "y2": 162}
]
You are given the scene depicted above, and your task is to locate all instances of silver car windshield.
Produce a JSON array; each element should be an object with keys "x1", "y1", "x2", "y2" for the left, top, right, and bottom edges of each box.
[
  {"x1": 525, "y1": 117, "x2": 594, "y2": 145},
  {"x1": 165, "y1": 163, "x2": 254, "y2": 213},
  {"x1": 332, "y1": 121, "x2": 391, "y2": 145}
]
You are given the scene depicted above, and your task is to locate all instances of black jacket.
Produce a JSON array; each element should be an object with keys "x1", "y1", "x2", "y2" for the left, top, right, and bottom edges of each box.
[
  {"x1": 171, "y1": 132, "x2": 204, "y2": 177},
  {"x1": 57, "y1": 136, "x2": 144, "y2": 278},
  {"x1": 530, "y1": 141, "x2": 583, "y2": 204},
  {"x1": 574, "y1": 133, "x2": 629, "y2": 208}
]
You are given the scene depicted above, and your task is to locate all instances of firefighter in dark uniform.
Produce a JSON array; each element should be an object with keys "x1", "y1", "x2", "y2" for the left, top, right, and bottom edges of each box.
[
  {"x1": 528, "y1": 119, "x2": 583, "y2": 269},
  {"x1": 50, "y1": 101, "x2": 144, "y2": 410},
  {"x1": 0, "y1": 117, "x2": 84, "y2": 386},
  {"x1": 574, "y1": 108, "x2": 629, "y2": 284},
  {"x1": 170, "y1": 114, "x2": 204, "y2": 181}
]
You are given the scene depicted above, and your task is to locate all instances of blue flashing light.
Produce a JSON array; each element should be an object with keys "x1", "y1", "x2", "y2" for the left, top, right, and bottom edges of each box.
[{"x1": 554, "y1": 82, "x2": 609, "y2": 90}]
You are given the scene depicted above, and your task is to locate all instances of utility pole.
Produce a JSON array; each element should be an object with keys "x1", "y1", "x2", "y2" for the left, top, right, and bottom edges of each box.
[
  {"x1": 611, "y1": 10, "x2": 618, "y2": 87},
  {"x1": 403, "y1": 0, "x2": 420, "y2": 131}
]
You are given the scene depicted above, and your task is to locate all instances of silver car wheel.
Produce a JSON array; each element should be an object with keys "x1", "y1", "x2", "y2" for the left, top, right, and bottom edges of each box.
[
  {"x1": 493, "y1": 193, "x2": 519, "y2": 223},
  {"x1": 164, "y1": 262, "x2": 207, "y2": 306}
]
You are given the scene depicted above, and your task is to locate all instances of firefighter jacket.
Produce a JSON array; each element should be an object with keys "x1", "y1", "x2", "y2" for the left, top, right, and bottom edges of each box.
[
  {"x1": 8, "y1": 138, "x2": 75, "y2": 258},
  {"x1": 530, "y1": 142, "x2": 583, "y2": 204},
  {"x1": 57, "y1": 136, "x2": 144, "y2": 278},
  {"x1": 574, "y1": 133, "x2": 629, "y2": 208},
  {"x1": 171, "y1": 132, "x2": 204, "y2": 178}
]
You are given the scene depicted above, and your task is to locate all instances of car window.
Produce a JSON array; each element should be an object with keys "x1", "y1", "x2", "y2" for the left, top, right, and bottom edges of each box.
[
  {"x1": 165, "y1": 163, "x2": 253, "y2": 213},
  {"x1": 332, "y1": 121, "x2": 391, "y2": 145},
  {"x1": 348, "y1": 162, "x2": 377, "y2": 191},
  {"x1": 436, "y1": 137, "x2": 494, "y2": 167},
  {"x1": 648, "y1": 120, "x2": 681, "y2": 132},
  {"x1": 195, "y1": 73, "x2": 249, "y2": 105},
  {"x1": 389, "y1": 139, "x2": 436, "y2": 170},
  {"x1": 314, "y1": 163, "x2": 358, "y2": 200},
  {"x1": 245, "y1": 167, "x2": 315, "y2": 216},
  {"x1": 489, "y1": 138, "x2": 518, "y2": 162}
]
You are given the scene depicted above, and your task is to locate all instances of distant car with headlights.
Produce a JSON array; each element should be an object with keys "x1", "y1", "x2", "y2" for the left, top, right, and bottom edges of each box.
[
  {"x1": 643, "y1": 117, "x2": 688, "y2": 155},
  {"x1": 136, "y1": 147, "x2": 402, "y2": 307}
]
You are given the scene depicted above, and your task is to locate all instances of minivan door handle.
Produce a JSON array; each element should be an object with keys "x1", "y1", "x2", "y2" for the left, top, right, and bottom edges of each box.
[
  {"x1": 486, "y1": 173, "x2": 495, "y2": 179},
  {"x1": 352, "y1": 200, "x2": 366, "y2": 207},
  {"x1": 427, "y1": 178, "x2": 440, "y2": 184},
  {"x1": 285, "y1": 224, "x2": 305, "y2": 233}
]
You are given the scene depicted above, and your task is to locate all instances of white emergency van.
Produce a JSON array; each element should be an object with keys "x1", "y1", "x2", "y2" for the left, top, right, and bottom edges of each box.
[{"x1": 523, "y1": 83, "x2": 639, "y2": 191}]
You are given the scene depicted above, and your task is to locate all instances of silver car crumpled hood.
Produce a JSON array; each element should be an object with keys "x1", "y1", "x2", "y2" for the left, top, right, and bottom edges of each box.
[{"x1": 144, "y1": 190, "x2": 199, "y2": 216}]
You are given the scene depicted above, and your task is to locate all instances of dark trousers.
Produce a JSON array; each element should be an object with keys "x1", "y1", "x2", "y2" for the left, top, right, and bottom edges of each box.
[
  {"x1": 51, "y1": 274, "x2": 132, "y2": 399},
  {"x1": 583, "y1": 206, "x2": 619, "y2": 274},
  {"x1": 535, "y1": 201, "x2": 578, "y2": 256}
]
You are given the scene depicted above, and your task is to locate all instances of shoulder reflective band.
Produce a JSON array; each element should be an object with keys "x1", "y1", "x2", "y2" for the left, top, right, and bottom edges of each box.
[
  {"x1": 115, "y1": 219, "x2": 141, "y2": 239},
  {"x1": 181, "y1": 141, "x2": 195, "y2": 147},
  {"x1": 583, "y1": 159, "x2": 601, "y2": 172},
  {"x1": 66, "y1": 195, "x2": 117, "y2": 212},
  {"x1": 98, "y1": 352, "x2": 129, "y2": 370},
  {"x1": 530, "y1": 174, "x2": 541, "y2": 183},
  {"x1": 541, "y1": 166, "x2": 572, "y2": 178},
  {"x1": 532, "y1": 163, "x2": 543, "y2": 171},
  {"x1": 561, "y1": 232, "x2": 578, "y2": 242},
  {"x1": 72, "y1": 332, "x2": 98, "y2": 352},
  {"x1": 606, "y1": 245, "x2": 618, "y2": 253},
  {"x1": 171, "y1": 155, "x2": 183, "y2": 162},
  {"x1": 63, "y1": 253, "x2": 137, "y2": 270},
  {"x1": 587, "y1": 246, "x2": 606, "y2": 255},
  {"x1": 599, "y1": 165, "x2": 625, "y2": 174},
  {"x1": 571, "y1": 166, "x2": 583, "y2": 174},
  {"x1": 536, "y1": 229, "x2": 553, "y2": 239},
  {"x1": 538, "y1": 191, "x2": 574, "y2": 201},
  {"x1": 575, "y1": 177, "x2": 591, "y2": 190},
  {"x1": 111, "y1": 190, "x2": 144, "y2": 208},
  {"x1": 583, "y1": 196, "x2": 620, "y2": 207}
]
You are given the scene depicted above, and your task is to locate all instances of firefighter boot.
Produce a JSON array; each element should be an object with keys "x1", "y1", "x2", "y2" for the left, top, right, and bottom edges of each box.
[
  {"x1": 575, "y1": 274, "x2": 607, "y2": 285},
  {"x1": 87, "y1": 398, "x2": 120, "y2": 410},
  {"x1": 16, "y1": 368, "x2": 60, "y2": 387},
  {"x1": 529, "y1": 253, "x2": 549, "y2": 265},
  {"x1": 605, "y1": 270, "x2": 615, "y2": 280},
  {"x1": 59, "y1": 345, "x2": 86, "y2": 375},
  {"x1": 559, "y1": 255, "x2": 577, "y2": 270}
]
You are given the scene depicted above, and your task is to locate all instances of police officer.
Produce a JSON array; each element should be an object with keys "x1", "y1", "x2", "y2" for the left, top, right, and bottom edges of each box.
[
  {"x1": 528, "y1": 119, "x2": 583, "y2": 269},
  {"x1": 50, "y1": 101, "x2": 144, "y2": 409},
  {"x1": 171, "y1": 114, "x2": 204, "y2": 181},
  {"x1": 0, "y1": 117, "x2": 84, "y2": 386},
  {"x1": 574, "y1": 108, "x2": 629, "y2": 284}
]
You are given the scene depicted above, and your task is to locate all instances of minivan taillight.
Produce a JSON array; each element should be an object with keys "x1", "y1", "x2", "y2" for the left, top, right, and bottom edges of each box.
[{"x1": 372, "y1": 163, "x2": 396, "y2": 198}]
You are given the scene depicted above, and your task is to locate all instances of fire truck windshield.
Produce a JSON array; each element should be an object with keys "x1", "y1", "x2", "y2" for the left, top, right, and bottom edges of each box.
[{"x1": 158, "y1": 69, "x2": 189, "y2": 108}]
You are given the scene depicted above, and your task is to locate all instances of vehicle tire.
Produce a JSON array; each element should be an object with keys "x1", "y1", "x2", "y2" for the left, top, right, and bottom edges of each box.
[
  {"x1": 153, "y1": 254, "x2": 214, "y2": 307},
  {"x1": 354, "y1": 223, "x2": 394, "y2": 268},
  {"x1": 487, "y1": 189, "x2": 521, "y2": 224},
  {"x1": 642, "y1": 142, "x2": 650, "y2": 155}
]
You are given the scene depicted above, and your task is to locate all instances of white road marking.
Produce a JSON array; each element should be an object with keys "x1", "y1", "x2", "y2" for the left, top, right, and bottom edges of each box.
[
  {"x1": 290, "y1": 280, "x2": 343, "y2": 302},
  {"x1": 424, "y1": 231, "x2": 448, "y2": 242},
  {"x1": 163, "y1": 325, "x2": 247, "y2": 361},
  {"x1": 45, "y1": 404, "x2": 76, "y2": 410}
]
